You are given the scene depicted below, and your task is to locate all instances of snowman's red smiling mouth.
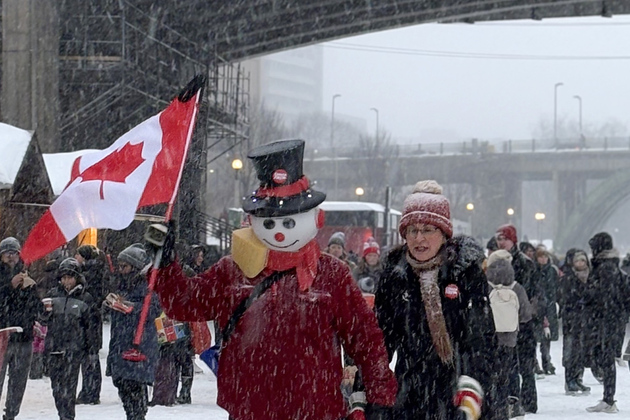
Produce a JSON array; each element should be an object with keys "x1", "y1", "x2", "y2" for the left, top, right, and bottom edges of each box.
[{"x1": 263, "y1": 239, "x2": 299, "y2": 249}]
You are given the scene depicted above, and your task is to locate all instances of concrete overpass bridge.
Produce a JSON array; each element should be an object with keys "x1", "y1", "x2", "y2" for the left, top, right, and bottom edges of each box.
[
  {"x1": 2, "y1": 0, "x2": 629, "y2": 246},
  {"x1": 304, "y1": 137, "x2": 630, "y2": 251}
]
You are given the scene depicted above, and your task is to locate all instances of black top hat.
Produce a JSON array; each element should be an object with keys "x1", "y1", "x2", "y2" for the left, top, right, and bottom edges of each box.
[{"x1": 242, "y1": 139, "x2": 326, "y2": 217}]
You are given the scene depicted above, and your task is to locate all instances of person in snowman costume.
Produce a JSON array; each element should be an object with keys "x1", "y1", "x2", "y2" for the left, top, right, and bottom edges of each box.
[{"x1": 153, "y1": 139, "x2": 397, "y2": 420}]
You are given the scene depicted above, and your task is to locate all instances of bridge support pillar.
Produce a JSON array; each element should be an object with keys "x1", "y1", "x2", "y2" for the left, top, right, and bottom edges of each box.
[
  {"x1": 555, "y1": 171, "x2": 586, "y2": 244},
  {"x1": 1, "y1": 0, "x2": 59, "y2": 152},
  {"x1": 473, "y1": 173, "x2": 521, "y2": 243}
]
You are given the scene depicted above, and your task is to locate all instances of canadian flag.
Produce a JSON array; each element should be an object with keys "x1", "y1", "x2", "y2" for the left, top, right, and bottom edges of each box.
[{"x1": 21, "y1": 76, "x2": 204, "y2": 264}]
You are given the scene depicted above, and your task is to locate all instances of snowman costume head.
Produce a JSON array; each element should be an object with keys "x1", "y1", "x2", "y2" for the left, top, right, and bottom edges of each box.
[{"x1": 234, "y1": 139, "x2": 326, "y2": 290}]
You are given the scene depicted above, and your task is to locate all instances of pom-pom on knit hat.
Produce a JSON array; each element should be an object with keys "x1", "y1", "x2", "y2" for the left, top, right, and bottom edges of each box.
[{"x1": 399, "y1": 180, "x2": 452, "y2": 239}]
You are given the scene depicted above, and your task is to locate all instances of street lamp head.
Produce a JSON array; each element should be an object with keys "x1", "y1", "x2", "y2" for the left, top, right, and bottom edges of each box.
[
  {"x1": 231, "y1": 158, "x2": 243, "y2": 171},
  {"x1": 535, "y1": 212, "x2": 546, "y2": 221},
  {"x1": 355, "y1": 187, "x2": 365, "y2": 197},
  {"x1": 507, "y1": 208, "x2": 515, "y2": 216},
  {"x1": 555, "y1": 82, "x2": 564, "y2": 88},
  {"x1": 333, "y1": 94, "x2": 341, "y2": 100},
  {"x1": 466, "y1": 203, "x2": 474, "y2": 211}
]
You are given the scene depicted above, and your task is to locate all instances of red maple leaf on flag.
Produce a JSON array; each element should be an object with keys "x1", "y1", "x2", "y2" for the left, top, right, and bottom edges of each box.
[{"x1": 79, "y1": 142, "x2": 145, "y2": 199}]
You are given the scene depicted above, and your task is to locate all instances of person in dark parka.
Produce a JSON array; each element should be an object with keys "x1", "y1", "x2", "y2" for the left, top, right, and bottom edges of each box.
[
  {"x1": 43, "y1": 258, "x2": 99, "y2": 420},
  {"x1": 74, "y1": 245, "x2": 107, "y2": 405},
  {"x1": 0, "y1": 237, "x2": 45, "y2": 420},
  {"x1": 584, "y1": 233, "x2": 630, "y2": 413},
  {"x1": 557, "y1": 249, "x2": 592, "y2": 395},
  {"x1": 106, "y1": 244, "x2": 160, "y2": 420},
  {"x1": 496, "y1": 224, "x2": 544, "y2": 414},
  {"x1": 372, "y1": 181, "x2": 496, "y2": 420},
  {"x1": 534, "y1": 248, "x2": 560, "y2": 375},
  {"x1": 485, "y1": 250, "x2": 534, "y2": 420}
]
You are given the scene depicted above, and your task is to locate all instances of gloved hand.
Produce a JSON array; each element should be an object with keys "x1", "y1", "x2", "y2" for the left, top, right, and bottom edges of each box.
[
  {"x1": 543, "y1": 327, "x2": 551, "y2": 338},
  {"x1": 347, "y1": 391, "x2": 367, "y2": 420},
  {"x1": 454, "y1": 375, "x2": 483, "y2": 420},
  {"x1": 144, "y1": 220, "x2": 176, "y2": 268}
]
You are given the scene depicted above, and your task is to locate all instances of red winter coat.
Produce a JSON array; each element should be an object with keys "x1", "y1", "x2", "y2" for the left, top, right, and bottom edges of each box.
[{"x1": 155, "y1": 253, "x2": 397, "y2": 420}]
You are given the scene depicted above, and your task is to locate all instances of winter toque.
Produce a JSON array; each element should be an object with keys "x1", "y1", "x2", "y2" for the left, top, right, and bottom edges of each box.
[
  {"x1": 328, "y1": 231, "x2": 346, "y2": 248},
  {"x1": 399, "y1": 180, "x2": 452, "y2": 239},
  {"x1": 77, "y1": 244, "x2": 99, "y2": 261},
  {"x1": 362, "y1": 240, "x2": 380, "y2": 257},
  {"x1": 0, "y1": 237, "x2": 21, "y2": 255},
  {"x1": 118, "y1": 243, "x2": 148, "y2": 270},
  {"x1": 496, "y1": 224, "x2": 518, "y2": 245},
  {"x1": 58, "y1": 257, "x2": 83, "y2": 280},
  {"x1": 487, "y1": 249, "x2": 513, "y2": 268},
  {"x1": 588, "y1": 232, "x2": 613, "y2": 256},
  {"x1": 486, "y1": 258, "x2": 515, "y2": 286}
]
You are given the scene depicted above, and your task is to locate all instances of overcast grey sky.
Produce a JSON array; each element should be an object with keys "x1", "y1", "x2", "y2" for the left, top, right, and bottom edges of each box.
[{"x1": 321, "y1": 15, "x2": 630, "y2": 143}]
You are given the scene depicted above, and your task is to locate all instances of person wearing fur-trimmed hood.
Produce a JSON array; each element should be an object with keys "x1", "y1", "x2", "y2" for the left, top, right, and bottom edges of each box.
[{"x1": 370, "y1": 180, "x2": 496, "y2": 420}]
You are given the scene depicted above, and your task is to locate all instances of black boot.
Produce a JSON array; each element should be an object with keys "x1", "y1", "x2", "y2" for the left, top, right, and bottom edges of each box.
[
  {"x1": 565, "y1": 380, "x2": 580, "y2": 395},
  {"x1": 176, "y1": 376, "x2": 193, "y2": 404},
  {"x1": 575, "y1": 378, "x2": 591, "y2": 393},
  {"x1": 543, "y1": 362, "x2": 556, "y2": 375}
]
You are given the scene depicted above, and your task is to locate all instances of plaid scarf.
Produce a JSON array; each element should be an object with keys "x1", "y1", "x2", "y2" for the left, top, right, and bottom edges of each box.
[{"x1": 406, "y1": 251, "x2": 454, "y2": 365}]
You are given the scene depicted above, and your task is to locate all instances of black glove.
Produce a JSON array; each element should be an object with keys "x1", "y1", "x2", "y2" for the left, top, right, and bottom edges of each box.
[{"x1": 145, "y1": 220, "x2": 176, "y2": 268}]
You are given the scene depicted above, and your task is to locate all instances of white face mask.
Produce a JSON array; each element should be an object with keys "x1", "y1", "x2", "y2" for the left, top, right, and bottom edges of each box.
[{"x1": 250, "y1": 208, "x2": 319, "y2": 253}]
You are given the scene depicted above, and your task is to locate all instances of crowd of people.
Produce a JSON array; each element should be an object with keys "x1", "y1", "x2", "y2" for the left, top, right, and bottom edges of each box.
[
  {"x1": 0, "y1": 160, "x2": 629, "y2": 420},
  {"x1": 320, "y1": 182, "x2": 630, "y2": 419},
  {"x1": 0, "y1": 239, "x2": 219, "y2": 420}
]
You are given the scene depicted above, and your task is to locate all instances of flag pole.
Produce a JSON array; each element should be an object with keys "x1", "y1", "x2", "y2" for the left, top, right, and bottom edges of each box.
[{"x1": 123, "y1": 75, "x2": 205, "y2": 362}]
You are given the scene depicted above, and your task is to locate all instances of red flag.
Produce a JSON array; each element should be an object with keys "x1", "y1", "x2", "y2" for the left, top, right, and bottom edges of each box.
[{"x1": 21, "y1": 76, "x2": 204, "y2": 264}]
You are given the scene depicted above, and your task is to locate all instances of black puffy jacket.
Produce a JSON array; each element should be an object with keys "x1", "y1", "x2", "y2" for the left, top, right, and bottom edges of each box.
[
  {"x1": 44, "y1": 283, "x2": 99, "y2": 355},
  {"x1": 373, "y1": 236, "x2": 496, "y2": 420}
]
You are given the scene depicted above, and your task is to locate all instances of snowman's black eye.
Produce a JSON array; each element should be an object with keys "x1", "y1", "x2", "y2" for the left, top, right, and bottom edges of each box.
[
  {"x1": 263, "y1": 219, "x2": 276, "y2": 230},
  {"x1": 283, "y1": 218, "x2": 296, "y2": 229}
]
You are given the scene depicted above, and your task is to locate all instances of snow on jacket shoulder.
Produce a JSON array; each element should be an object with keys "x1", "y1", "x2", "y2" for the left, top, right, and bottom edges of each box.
[{"x1": 155, "y1": 253, "x2": 397, "y2": 420}]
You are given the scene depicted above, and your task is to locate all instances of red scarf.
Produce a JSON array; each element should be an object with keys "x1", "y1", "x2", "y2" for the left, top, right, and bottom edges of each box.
[{"x1": 266, "y1": 239, "x2": 320, "y2": 291}]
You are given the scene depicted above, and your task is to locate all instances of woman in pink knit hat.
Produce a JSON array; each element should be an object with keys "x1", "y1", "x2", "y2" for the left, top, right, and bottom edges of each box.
[{"x1": 370, "y1": 180, "x2": 497, "y2": 420}]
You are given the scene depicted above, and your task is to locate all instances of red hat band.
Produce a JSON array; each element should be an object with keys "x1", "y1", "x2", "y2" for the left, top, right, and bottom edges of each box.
[{"x1": 255, "y1": 176, "x2": 310, "y2": 199}]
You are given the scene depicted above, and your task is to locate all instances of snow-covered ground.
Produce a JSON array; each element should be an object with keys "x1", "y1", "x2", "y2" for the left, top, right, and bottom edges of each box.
[{"x1": 3, "y1": 324, "x2": 629, "y2": 419}]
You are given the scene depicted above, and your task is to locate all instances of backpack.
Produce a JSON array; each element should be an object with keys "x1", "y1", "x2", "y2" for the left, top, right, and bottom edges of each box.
[{"x1": 488, "y1": 282, "x2": 520, "y2": 333}]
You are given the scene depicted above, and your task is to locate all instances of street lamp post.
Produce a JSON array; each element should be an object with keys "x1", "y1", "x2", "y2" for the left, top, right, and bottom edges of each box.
[
  {"x1": 535, "y1": 212, "x2": 546, "y2": 243},
  {"x1": 554, "y1": 82, "x2": 564, "y2": 148},
  {"x1": 573, "y1": 95, "x2": 582, "y2": 136},
  {"x1": 231, "y1": 158, "x2": 243, "y2": 208},
  {"x1": 370, "y1": 107, "x2": 379, "y2": 140},
  {"x1": 331, "y1": 94, "x2": 341, "y2": 199},
  {"x1": 466, "y1": 203, "x2": 474, "y2": 236},
  {"x1": 355, "y1": 187, "x2": 365, "y2": 201}
]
